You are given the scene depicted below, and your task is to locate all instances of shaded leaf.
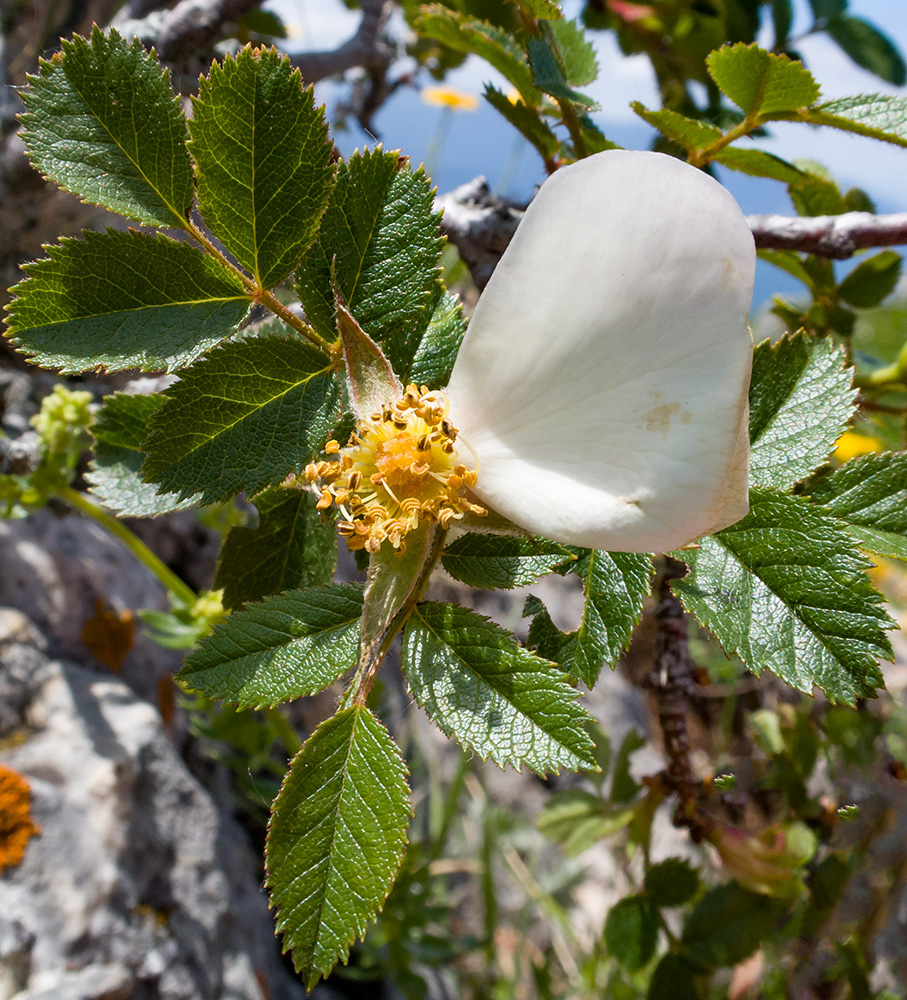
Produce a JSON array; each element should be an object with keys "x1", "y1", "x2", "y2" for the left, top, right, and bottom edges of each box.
[
  {"x1": 6, "y1": 230, "x2": 250, "y2": 374},
  {"x1": 189, "y1": 46, "x2": 334, "y2": 289},
  {"x1": 216, "y1": 488, "x2": 337, "y2": 609},
  {"x1": 266, "y1": 705, "x2": 410, "y2": 989},
  {"x1": 179, "y1": 583, "x2": 362, "y2": 708},
  {"x1": 441, "y1": 533, "x2": 573, "y2": 589},
  {"x1": 837, "y1": 250, "x2": 901, "y2": 308},
  {"x1": 826, "y1": 16, "x2": 906, "y2": 86},
  {"x1": 646, "y1": 954, "x2": 699, "y2": 1000},
  {"x1": 528, "y1": 35, "x2": 599, "y2": 108},
  {"x1": 19, "y1": 27, "x2": 193, "y2": 227},
  {"x1": 644, "y1": 858, "x2": 700, "y2": 907},
  {"x1": 675, "y1": 488, "x2": 892, "y2": 705},
  {"x1": 748, "y1": 334, "x2": 855, "y2": 491},
  {"x1": 408, "y1": 289, "x2": 467, "y2": 388},
  {"x1": 401, "y1": 602, "x2": 597, "y2": 774},
  {"x1": 143, "y1": 336, "x2": 339, "y2": 504},
  {"x1": 681, "y1": 882, "x2": 781, "y2": 969},
  {"x1": 604, "y1": 895, "x2": 659, "y2": 971}
]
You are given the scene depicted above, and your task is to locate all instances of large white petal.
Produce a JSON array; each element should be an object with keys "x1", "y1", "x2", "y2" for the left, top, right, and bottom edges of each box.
[{"x1": 445, "y1": 150, "x2": 755, "y2": 552}]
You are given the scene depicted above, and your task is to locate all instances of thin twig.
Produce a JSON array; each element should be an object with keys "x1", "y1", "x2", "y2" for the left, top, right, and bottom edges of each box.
[
  {"x1": 749, "y1": 210, "x2": 907, "y2": 260},
  {"x1": 289, "y1": 0, "x2": 393, "y2": 84}
]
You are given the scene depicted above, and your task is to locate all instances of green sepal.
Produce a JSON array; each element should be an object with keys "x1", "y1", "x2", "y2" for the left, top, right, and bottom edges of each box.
[
  {"x1": 401, "y1": 601, "x2": 598, "y2": 774},
  {"x1": 178, "y1": 583, "x2": 362, "y2": 708},
  {"x1": 266, "y1": 704, "x2": 411, "y2": 989},
  {"x1": 216, "y1": 488, "x2": 337, "y2": 609},
  {"x1": 88, "y1": 392, "x2": 198, "y2": 516},
  {"x1": 441, "y1": 533, "x2": 574, "y2": 589},
  {"x1": 142, "y1": 336, "x2": 340, "y2": 505},
  {"x1": 674, "y1": 487, "x2": 893, "y2": 705},
  {"x1": 189, "y1": 45, "x2": 334, "y2": 290},
  {"x1": 5, "y1": 229, "x2": 250, "y2": 375},
  {"x1": 19, "y1": 26, "x2": 193, "y2": 228}
]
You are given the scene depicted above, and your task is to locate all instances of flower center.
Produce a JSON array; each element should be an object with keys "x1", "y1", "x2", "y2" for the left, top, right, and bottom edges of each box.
[{"x1": 306, "y1": 384, "x2": 485, "y2": 554}]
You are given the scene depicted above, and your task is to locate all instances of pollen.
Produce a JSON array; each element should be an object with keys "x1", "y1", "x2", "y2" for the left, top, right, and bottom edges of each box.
[{"x1": 313, "y1": 384, "x2": 485, "y2": 554}]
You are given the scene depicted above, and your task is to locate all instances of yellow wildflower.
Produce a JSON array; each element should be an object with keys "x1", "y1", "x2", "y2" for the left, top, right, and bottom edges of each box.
[
  {"x1": 834, "y1": 430, "x2": 882, "y2": 463},
  {"x1": 421, "y1": 86, "x2": 479, "y2": 111}
]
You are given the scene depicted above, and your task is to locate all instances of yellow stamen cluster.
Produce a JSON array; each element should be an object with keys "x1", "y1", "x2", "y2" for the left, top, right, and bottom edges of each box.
[{"x1": 307, "y1": 384, "x2": 485, "y2": 554}]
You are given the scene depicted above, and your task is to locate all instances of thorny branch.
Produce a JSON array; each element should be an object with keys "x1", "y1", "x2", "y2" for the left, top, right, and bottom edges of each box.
[{"x1": 437, "y1": 179, "x2": 907, "y2": 288}]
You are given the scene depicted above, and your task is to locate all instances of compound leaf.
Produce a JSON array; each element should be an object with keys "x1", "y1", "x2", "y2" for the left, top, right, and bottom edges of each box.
[
  {"x1": 749, "y1": 334, "x2": 855, "y2": 491},
  {"x1": 675, "y1": 487, "x2": 892, "y2": 705},
  {"x1": 401, "y1": 602, "x2": 597, "y2": 774},
  {"x1": 216, "y1": 487, "x2": 337, "y2": 609},
  {"x1": 143, "y1": 336, "x2": 339, "y2": 504},
  {"x1": 179, "y1": 583, "x2": 362, "y2": 708},
  {"x1": 6, "y1": 229, "x2": 250, "y2": 374},
  {"x1": 190, "y1": 46, "x2": 334, "y2": 290},
  {"x1": 266, "y1": 705, "x2": 410, "y2": 989},
  {"x1": 19, "y1": 26, "x2": 193, "y2": 228}
]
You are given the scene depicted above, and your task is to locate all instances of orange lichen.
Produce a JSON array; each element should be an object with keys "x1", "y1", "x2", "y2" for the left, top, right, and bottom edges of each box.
[{"x1": 0, "y1": 764, "x2": 40, "y2": 872}]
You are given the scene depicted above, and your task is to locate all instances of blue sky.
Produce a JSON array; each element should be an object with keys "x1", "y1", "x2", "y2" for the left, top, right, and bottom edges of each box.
[{"x1": 277, "y1": 1, "x2": 907, "y2": 302}]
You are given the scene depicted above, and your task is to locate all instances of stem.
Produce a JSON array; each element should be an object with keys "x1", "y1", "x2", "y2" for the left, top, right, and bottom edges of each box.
[
  {"x1": 184, "y1": 220, "x2": 334, "y2": 356},
  {"x1": 558, "y1": 98, "x2": 590, "y2": 159},
  {"x1": 60, "y1": 486, "x2": 198, "y2": 608}
]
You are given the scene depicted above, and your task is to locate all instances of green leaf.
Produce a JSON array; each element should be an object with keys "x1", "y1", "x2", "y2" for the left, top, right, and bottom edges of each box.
[
  {"x1": 712, "y1": 147, "x2": 806, "y2": 184},
  {"x1": 408, "y1": 289, "x2": 467, "y2": 388},
  {"x1": 789, "y1": 174, "x2": 847, "y2": 216},
  {"x1": 179, "y1": 583, "x2": 363, "y2": 708},
  {"x1": 826, "y1": 16, "x2": 906, "y2": 86},
  {"x1": 806, "y1": 95, "x2": 907, "y2": 147},
  {"x1": 630, "y1": 104, "x2": 721, "y2": 151},
  {"x1": 758, "y1": 249, "x2": 813, "y2": 287},
  {"x1": 674, "y1": 487, "x2": 892, "y2": 705},
  {"x1": 266, "y1": 705, "x2": 410, "y2": 989},
  {"x1": 707, "y1": 43, "x2": 820, "y2": 116},
  {"x1": 441, "y1": 533, "x2": 573, "y2": 589},
  {"x1": 808, "y1": 0, "x2": 846, "y2": 17},
  {"x1": 416, "y1": 6, "x2": 539, "y2": 105},
  {"x1": 537, "y1": 789, "x2": 635, "y2": 856},
  {"x1": 519, "y1": 0, "x2": 563, "y2": 18},
  {"x1": 748, "y1": 334, "x2": 855, "y2": 491},
  {"x1": 646, "y1": 954, "x2": 699, "y2": 1000},
  {"x1": 5, "y1": 230, "x2": 250, "y2": 375},
  {"x1": 837, "y1": 251, "x2": 901, "y2": 308},
  {"x1": 527, "y1": 35, "x2": 599, "y2": 108},
  {"x1": 484, "y1": 85, "x2": 560, "y2": 161},
  {"x1": 401, "y1": 602, "x2": 597, "y2": 774},
  {"x1": 644, "y1": 859, "x2": 700, "y2": 907},
  {"x1": 143, "y1": 336, "x2": 339, "y2": 504},
  {"x1": 803, "y1": 453, "x2": 907, "y2": 560},
  {"x1": 19, "y1": 27, "x2": 193, "y2": 228},
  {"x1": 88, "y1": 392, "x2": 198, "y2": 516},
  {"x1": 681, "y1": 882, "x2": 781, "y2": 969},
  {"x1": 189, "y1": 46, "x2": 334, "y2": 290},
  {"x1": 295, "y1": 148, "x2": 443, "y2": 375},
  {"x1": 545, "y1": 19, "x2": 598, "y2": 86},
  {"x1": 527, "y1": 551, "x2": 651, "y2": 688},
  {"x1": 603, "y1": 895, "x2": 659, "y2": 971},
  {"x1": 216, "y1": 488, "x2": 337, "y2": 609},
  {"x1": 772, "y1": 0, "x2": 794, "y2": 47}
]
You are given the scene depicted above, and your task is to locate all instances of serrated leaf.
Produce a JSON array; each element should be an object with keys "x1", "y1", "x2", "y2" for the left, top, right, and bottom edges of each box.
[
  {"x1": 526, "y1": 551, "x2": 651, "y2": 687},
  {"x1": 681, "y1": 882, "x2": 781, "y2": 969},
  {"x1": 5, "y1": 230, "x2": 250, "y2": 375},
  {"x1": 484, "y1": 85, "x2": 560, "y2": 161},
  {"x1": 604, "y1": 895, "x2": 659, "y2": 971},
  {"x1": 826, "y1": 16, "x2": 906, "y2": 86},
  {"x1": 749, "y1": 334, "x2": 855, "y2": 491},
  {"x1": 88, "y1": 392, "x2": 199, "y2": 516},
  {"x1": 803, "y1": 453, "x2": 907, "y2": 560},
  {"x1": 295, "y1": 148, "x2": 443, "y2": 375},
  {"x1": 644, "y1": 858, "x2": 700, "y2": 907},
  {"x1": 789, "y1": 174, "x2": 847, "y2": 216},
  {"x1": 189, "y1": 46, "x2": 334, "y2": 290},
  {"x1": 416, "y1": 6, "x2": 539, "y2": 105},
  {"x1": 401, "y1": 601, "x2": 597, "y2": 774},
  {"x1": 143, "y1": 336, "x2": 339, "y2": 505},
  {"x1": 646, "y1": 954, "x2": 699, "y2": 1000},
  {"x1": 674, "y1": 487, "x2": 892, "y2": 705},
  {"x1": 266, "y1": 705, "x2": 410, "y2": 988},
  {"x1": 707, "y1": 43, "x2": 820, "y2": 116},
  {"x1": 408, "y1": 289, "x2": 467, "y2": 388},
  {"x1": 520, "y1": 0, "x2": 563, "y2": 18},
  {"x1": 712, "y1": 147, "x2": 806, "y2": 184},
  {"x1": 630, "y1": 104, "x2": 721, "y2": 151},
  {"x1": 806, "y1": 95, "x2": 907, "y2": 147},
  {"x1": 837, "y1": 251, "x2": 901, "y2": 308},
  {"x1": 216, "y1": 488, "x2": 337, "y2": 609},
  {"x1": 19, "y1": 27, "x2": 193, "y2": 228},
  {"x1": 546, "y1": 19, "x2": 598, "y2": 86},
  {"x1": 441, "y1": 533, "x2": 573, "y2": 589},
  {"x1": 179, "y1": 583, "x2": 362, "y2": 708},
  {"x1": 527, "y1": 35, "x2": 599, "y2": 108}
]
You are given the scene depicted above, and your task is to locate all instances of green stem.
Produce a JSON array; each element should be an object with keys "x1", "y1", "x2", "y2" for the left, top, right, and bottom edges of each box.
[
  {"x1": 558, "y1": 98, "x2": 589, "y2": 159},
  {"x1": 60, "y1": 486, "x2": 198, "y2": 608}
]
